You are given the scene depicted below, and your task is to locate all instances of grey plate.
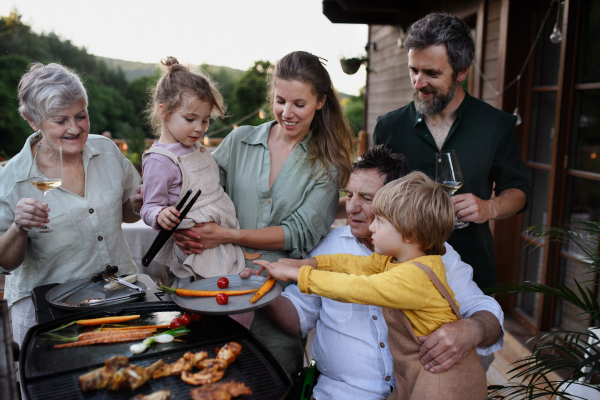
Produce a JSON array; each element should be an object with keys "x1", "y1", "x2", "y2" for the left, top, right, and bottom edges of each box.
[
  {"x1": 45, "y1": 276, "x2": 147, "y2": 311},
  {"x1": 172, "y1": 275, "x2": 282, "y2": 315}
]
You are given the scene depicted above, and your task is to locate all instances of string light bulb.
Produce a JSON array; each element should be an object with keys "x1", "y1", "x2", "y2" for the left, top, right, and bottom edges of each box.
[
  {"x1": 513, "y1": 108, "x2": 522, "y2": 126},
  {"x1": 258, "y1": 109, "x2": 265, "y2": 119},
  {"x1": 204, "y1": 136, "x2": 210, "y2": 146},
  {"x1": 550, "y1": 24, "x2": 562, "y2": 44},
  {"x1": 549, "y1": 1, "x2": 563, "y2": 44}
]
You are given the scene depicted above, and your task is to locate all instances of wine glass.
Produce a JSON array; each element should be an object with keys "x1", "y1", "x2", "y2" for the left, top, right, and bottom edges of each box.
[
  {"x1": 435, "y1": 150, "x2": 469, "y2": 229},
  {"x1": 26, "y1": 138, "x2": 63, "y2": 233}
]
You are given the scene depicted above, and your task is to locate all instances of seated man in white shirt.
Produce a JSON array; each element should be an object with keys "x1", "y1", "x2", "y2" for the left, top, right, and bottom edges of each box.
[{"x1": 265, "y1": 145, "x2": 503, "y2": 400}]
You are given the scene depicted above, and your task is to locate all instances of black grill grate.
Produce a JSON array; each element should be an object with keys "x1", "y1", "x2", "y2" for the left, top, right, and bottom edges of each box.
[{"x1": 22, "y1": 302, "x2": 291, "y2": 400}]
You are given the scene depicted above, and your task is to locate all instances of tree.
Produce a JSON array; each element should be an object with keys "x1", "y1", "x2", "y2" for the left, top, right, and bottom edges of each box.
[
  {"x1": 231, "y1": 60, "x2": 270, "y2": 127},
  {"x1": 0, "y1": 54, "x2": 35, "y2": 158}
]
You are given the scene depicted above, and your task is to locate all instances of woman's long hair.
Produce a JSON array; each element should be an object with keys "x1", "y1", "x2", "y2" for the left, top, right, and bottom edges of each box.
[{"x1": 267, "y1": 52, "x2": 354, "y2": 187}]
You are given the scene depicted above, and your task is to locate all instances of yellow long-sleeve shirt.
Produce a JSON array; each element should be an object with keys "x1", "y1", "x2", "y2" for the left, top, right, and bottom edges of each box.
[{"x1": 297, "y1": 253, "x2": 459, "y2": 337}]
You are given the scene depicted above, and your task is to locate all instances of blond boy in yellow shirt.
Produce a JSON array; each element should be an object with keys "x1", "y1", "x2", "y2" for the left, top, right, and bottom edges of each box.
[{"x1": 255, "y1": 171, "x2": 487, "y2": 400}]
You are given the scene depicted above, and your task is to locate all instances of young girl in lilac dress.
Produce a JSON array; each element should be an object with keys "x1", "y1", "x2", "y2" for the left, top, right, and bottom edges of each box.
[{"x1": 141, "y1": 57, "x2": 245, "y2": 280}]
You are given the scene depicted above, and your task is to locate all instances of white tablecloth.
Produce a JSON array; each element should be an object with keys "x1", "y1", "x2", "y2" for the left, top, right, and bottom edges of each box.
[{"x1": 121, "y1": 220, "x2": 169, "y2": 285}]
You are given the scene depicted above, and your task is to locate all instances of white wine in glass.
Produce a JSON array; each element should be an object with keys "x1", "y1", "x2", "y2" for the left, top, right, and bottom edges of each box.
[
  {"x1": 26, "y1": 140, "x2": 63, "y2": 233},
  {"x1": 435, "y1": 150, "x2": 469, "y2": 229}
]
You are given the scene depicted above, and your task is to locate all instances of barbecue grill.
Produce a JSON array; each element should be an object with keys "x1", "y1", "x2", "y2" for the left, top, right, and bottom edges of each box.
[{"x1": 20, "y1": 302, "x2": 292, "y2": 400}]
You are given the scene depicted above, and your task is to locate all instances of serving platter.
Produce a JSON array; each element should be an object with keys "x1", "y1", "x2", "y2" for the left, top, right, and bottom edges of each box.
[
  {"x1": 171, "y1": 275, "x2": 282, "y2": 315},
  {"x1": 45, "y1": 276, "x2": 147, "y2": 311}
]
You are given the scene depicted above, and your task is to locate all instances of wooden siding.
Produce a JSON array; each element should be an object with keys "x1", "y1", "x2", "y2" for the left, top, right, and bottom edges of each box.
[
  {"x1": 365, "y1": 0, "x2": 505, "y2": 141},
  {"x1": 365, "y1": 25, "x2": 412, "y2": 144}
]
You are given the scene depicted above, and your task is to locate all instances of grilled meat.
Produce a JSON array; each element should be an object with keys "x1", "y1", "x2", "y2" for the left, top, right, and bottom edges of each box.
[
  {"x1": 126, "y1": 359, "x2": 164, "y2": 390},
  {"x1": 153, "y1": 351, "x2": 208, "y2": 379},
  {"x1": 78, "y1": 355, "x2": 129, "y2": 391},
  {"x1": 181, "y1": 367, "x2": 225, "y2": 386},
  {"x1": 182, "y1": 342, "x2": 242, "y2": 386},
  {"x1": 215, "y1": 342, "x2": 242, "y2": 365},
  {"x1": 79, "y1": 356, "x2": 163, "y2": 392},
  {"x1": 130, "y1": 389, "x2": 171, "y2": 400},
  {"x1": 189, "y1": 381, "x2": 252, "y2": 400}
]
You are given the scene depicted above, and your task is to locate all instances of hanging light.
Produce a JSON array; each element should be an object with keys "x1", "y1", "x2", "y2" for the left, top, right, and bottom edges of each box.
[
  {"x1": 549, "y1": 1, "x2": 563, "y2": 44},
  {"x1": 550, "y1": 24, "x2": 562, "y2": 44},
  {"x1": 513, "y1": 108, "x2": 523, "y2": 126}
]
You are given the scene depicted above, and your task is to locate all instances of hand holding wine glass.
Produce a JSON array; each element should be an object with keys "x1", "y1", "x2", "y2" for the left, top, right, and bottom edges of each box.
[
  {"x1": 24, "y1": 138, "x2": 63, "y2": 233},
  {"x1": 435, "y1": 150, "x2": 469, "y2": 229}
]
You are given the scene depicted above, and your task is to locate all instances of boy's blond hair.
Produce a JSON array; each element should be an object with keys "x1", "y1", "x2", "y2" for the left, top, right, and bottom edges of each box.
[{"x1": 372, "y1": 171, "x2": 455, "y2": 255}]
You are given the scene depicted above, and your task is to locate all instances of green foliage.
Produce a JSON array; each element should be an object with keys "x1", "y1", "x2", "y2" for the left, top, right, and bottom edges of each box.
[
  {"x1": 232, "y1": 61, "x2": 271, "y2": 126},
  {"x1": 342, "y1": 90, "x2": 364, "y2": 135},
  {"x1": 488, "y1": 221, "x2": 600, "y2": 399},
  {"x1": 0, "y1": 9, "x2": 145, "y2": 157},
  {"x1": 118, "y1": 122, "x2": 147, "y2": 169},
  {"x1": 0, "y1": 54, "x2": 32, "y2": 158}
]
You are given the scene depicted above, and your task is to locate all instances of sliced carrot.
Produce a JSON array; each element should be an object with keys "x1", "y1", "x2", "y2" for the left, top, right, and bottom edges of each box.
[
  {"x1": 79, "y1": 328, "x2": 156, "y2": 340},
  {"x1": 102, "y1": 324, "x2": 170, "y2": 331},
  {"x1": 158, "y1": 285, "x2": 257, "y2": 297},
  {"x1": 54, "y1": 331, "x2": 153, "y2": 349},
  {"x1": 249, "y1": 277, "x2": 275, "y2": 303},
  {"x1": 76, "y1": 315, "x2": 140, "y2": 326}
]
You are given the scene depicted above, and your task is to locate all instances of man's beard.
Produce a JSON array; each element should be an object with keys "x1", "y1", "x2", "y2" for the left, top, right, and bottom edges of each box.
[{"x1": 413, "y1": 78, "x2": 458, "y2": 115}]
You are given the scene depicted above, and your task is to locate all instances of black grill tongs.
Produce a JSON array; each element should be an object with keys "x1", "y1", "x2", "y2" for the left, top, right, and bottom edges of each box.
[
  {"x1": 50, "y1": 265, "x2": 118, "y2": 303},
  {"x1": 142, "y1": 189, "x2": 201, "y2": 267}
]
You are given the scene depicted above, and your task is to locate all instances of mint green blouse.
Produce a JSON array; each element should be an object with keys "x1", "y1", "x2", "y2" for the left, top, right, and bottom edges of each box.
[
  {"x1": 212, "y1": 121, "x2": 339, "y2": 269},
  {"x1": 0, "y1": 133, "x2": 141, "y2": 306}
]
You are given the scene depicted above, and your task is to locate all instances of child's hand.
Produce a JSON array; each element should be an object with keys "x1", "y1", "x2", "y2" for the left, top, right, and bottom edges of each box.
[
  {"x1": 277, "y1": 257, "x2": 318, "y2": 269},
  {"x1": 157, "y1": 206, "x2": 181, "y2": 230},
  {"x1": 253, "y1": 260, "x2": 300, "y2": 282}
]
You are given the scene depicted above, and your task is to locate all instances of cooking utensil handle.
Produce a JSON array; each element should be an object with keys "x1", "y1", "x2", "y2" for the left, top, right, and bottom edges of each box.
[{"x1": 142, "y1": 189, "x2": 201, "y2": 267}]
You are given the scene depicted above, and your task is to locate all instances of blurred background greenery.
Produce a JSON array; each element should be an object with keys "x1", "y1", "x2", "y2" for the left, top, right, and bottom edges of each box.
[{"x1": 0, "y1": 9, "x2": 364, "y2": 162}]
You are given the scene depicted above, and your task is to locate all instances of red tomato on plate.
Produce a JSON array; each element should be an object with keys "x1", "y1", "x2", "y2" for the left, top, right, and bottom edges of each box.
[
  {"x1": 170, "y1": 318, "x2": 183, "y2": 329},
  {"x1": 216, "y1": 293, "x2": 228, "y2": 305},
  {"x1": 180, "y1": 314, "x2": 191, "y2": 325},
  {"x1": 217, "y1": 277, "x2": 229, "y2": 289}
]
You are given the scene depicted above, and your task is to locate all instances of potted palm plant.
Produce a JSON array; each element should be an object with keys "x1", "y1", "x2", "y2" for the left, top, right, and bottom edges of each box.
[{"x1": 488, "y1": 220, "x2": 600, "y2": 399}]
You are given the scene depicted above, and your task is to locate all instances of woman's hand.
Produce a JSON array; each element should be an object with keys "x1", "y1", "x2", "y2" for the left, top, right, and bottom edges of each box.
[
  {"x1": 239, "y1": 268, "x2": 261, "y2": 278},
  {"x1": 253, "y1": 259, "x2": 300, "y2": 282},
  {"x1": 130, "y1": 184, "x2": 143, "y2": 214},
  {"x1": 173, "y1": 222, "x2": 232, "y2": 255},
  {"x1": 14, "y1": 198, "x2": 50, "y2": 232}
]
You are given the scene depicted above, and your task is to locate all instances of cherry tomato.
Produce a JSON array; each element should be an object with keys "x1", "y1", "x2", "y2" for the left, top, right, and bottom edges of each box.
[
  {"x1": 216, "y1": 293, "x2": 229, "y2": 305},
  {"x1": 217, "y1": 277, "x2": 229, "y2": 289},
  {"x1": 191, "y1": 313, "x2": 203, "y2": 322},
  {"x1": 180, "y1": 314, "x2": 191, "y2": 325},
  {"x1": 170, "y1": 317, "x2": 183, "y2": 329}
]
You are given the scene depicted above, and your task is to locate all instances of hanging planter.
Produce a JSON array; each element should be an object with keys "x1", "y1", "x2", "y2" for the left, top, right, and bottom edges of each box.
[{"x1": 340, "y1": 57, "x2": 368, "y2": 75}]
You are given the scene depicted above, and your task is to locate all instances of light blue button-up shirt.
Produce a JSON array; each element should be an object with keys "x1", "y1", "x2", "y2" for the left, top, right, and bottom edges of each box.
[{"x1": 0, "y1": 133, "x2": 140, "y2": 306}]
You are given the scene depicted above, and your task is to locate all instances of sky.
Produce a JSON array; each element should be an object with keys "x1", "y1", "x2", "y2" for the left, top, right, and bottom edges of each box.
[{"x1": 2, "y1": 0, "x2": 369, "y2": 95}]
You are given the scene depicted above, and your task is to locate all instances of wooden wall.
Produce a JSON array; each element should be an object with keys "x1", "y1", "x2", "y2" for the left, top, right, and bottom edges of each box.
[
  {"x1": 365, "y1": 0, "x2": 506, "y2": 140},
  {"x1": 364, "y1": 26, "x2": 412, "y2": 144}
]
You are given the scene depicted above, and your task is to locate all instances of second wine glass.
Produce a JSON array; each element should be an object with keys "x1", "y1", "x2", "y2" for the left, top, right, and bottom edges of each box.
[
  {"x1": 26, "y1": 138, "x2": 63, "y2": 233},
  {"x1": 435, "y1": 150, "x2": 469, "y2": 229}
]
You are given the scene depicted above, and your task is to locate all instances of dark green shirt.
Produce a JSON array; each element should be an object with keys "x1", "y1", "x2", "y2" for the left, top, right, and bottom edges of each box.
[{"x1": 373, "y1": 92, "x2": 530, "y2": 290}]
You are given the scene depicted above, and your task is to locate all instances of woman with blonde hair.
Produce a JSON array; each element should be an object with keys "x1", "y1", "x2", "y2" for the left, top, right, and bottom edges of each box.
[{"x1": 173, "y1": 51, "x2": 354, "y2": 375}]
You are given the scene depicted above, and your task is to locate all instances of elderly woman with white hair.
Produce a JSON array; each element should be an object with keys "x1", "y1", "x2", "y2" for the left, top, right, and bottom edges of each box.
[{"x1": 0, "y1": 62, "x2": 142, "y2": 346}]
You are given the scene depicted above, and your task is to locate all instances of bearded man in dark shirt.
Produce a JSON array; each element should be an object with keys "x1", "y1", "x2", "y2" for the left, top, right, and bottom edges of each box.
[{"x1": 373, "y1": 13, "x2": 530, "y2": 290}]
